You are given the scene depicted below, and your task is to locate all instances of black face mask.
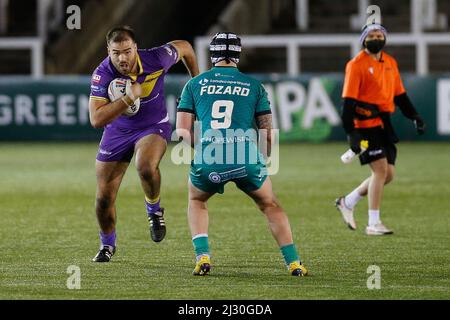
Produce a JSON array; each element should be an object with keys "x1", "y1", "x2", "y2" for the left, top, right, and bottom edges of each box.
[{"x1": 365, "y1": 39, "x2": 385, "y2": 54}]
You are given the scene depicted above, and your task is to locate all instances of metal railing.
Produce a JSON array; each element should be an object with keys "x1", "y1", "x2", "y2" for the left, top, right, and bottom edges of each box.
[
  {"x1": 0, "y1": 37, "x2": 44, "y2": 78},
  {"x1": 0, "y1": 0, "x2": 60, "y2": 78},
  {"x1": 195, "y1": 32, "x2": 450, "y2": 76}
]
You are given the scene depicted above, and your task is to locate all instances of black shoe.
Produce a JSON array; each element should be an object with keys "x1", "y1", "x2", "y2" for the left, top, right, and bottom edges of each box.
[
  {"x1": 92, "y1": 245, "x2": 116, "y2": 262},
  {"x1": 148, "y1": 208, "x2": 166, "y2": 242}
]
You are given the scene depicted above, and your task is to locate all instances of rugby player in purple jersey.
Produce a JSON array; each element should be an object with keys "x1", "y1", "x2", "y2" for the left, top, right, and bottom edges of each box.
[{"x1": 89, "y1": 26, "x2": 199, "y2": 262}]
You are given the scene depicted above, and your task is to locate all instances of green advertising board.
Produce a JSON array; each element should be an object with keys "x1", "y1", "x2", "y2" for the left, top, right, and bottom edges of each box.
[
  {"x1": 0, "y1": 75, "x2": 448, "y2": 141},
  {"x1": 0, "y1": 77, "x2": 97, "y2": 141}
]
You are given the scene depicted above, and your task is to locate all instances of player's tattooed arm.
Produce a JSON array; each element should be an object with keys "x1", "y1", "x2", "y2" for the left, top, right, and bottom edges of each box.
[
  {"x1": 256, "y1": 113, "x2": 272, "y2": 130},
  {"x1": 256, "y1": 113, "x2": 272, "y2": 158}
]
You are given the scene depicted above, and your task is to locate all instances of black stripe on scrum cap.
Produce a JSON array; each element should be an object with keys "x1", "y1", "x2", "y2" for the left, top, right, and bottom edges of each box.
[{"x1": 210, "y1": 32, "x2": 242, "y2": 64}]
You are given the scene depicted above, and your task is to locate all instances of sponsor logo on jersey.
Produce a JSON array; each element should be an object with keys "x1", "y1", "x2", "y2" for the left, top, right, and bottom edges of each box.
[
  {"x1": 215, "y1": 72, "x2": 234, "y2": 78},
  {"x1": 199, "y1": 78, "x2": 209, "y2": 86},
  {"x1": 99, "y1": 148, "x2": 112, "y2": 155},
  {"x1": 91, "y1": 85, "x2": 106, "y2": 94},
  {"x1": 164, "y1": 45, "x2": 173, "y2": 56},
  {"x1": 92, "y1": 74, "x2": 101, "y2": 83},
  {"x1": 208, "y1": 172, "x2": 221, "y2": 183}
]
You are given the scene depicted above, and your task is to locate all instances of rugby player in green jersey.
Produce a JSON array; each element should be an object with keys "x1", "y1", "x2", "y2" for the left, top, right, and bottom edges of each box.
[{"x1": 176, "y1": 32, "x2": 308, "y2": 277}]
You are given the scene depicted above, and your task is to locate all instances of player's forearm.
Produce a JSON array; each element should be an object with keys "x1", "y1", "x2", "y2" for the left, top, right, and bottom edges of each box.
[
  {"x1": 182, "y1": 56, "x2": 200, "y2": 78},
  {"x1": 89, "y1": 98, "x2": 130, "y2": 128},
  {"x1": 175, "y1": 128, "x2": 194, "y2": 148},
  {"x1": 188, "y1": 130, "x2": 195, "y2": 148},
  {"x1": 256, "y1": 113, "x2": 273, "y2": 158},
  {"x1": 176, "y1": 111, "x2": 195, "y2": 147},
  {"x1": 172, "y1": 40, "x2": 199, "y2": 77},
  {"x1": 263, "y1": 132, "x2": 272, "y2": 158},
  {"x1": 182, "y1": 49, "x2": 200, "y2": 78}
]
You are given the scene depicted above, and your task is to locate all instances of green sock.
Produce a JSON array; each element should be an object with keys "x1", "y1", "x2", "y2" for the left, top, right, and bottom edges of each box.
[
  {"x1": 192, "y1": 234, "x2": 209, "y2": 258},
  {"x1": 280, "y1": 243, "x2": 300, "y2": 265}
]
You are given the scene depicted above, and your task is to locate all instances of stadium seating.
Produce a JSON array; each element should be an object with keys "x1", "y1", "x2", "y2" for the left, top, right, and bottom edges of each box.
[{"x1": 1, "y1": 0, "x2": 450, "y2": 75}]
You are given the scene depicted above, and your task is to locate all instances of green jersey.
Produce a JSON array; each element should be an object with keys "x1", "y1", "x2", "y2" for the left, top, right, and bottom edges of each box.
[{"x1": 178, "y1": 66, "x2": 271, "y2": 165}]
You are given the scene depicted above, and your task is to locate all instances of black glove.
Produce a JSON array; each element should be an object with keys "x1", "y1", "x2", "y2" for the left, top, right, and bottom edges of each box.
[
  {"x1": 348, "y1": 131, "x2": 363, "y2": 154},
  {"x1": 413, "y1": 115, "x2": 426, "y2": 135}
]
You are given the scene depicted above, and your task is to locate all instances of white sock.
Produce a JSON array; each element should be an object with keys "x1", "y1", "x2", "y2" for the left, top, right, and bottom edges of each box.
[
  {"x1": 368, "y1": 209, "x2": 380, "y2": 226},
  {"x1": 344, "y1": 189, "x2": 362, "y2": 209}
]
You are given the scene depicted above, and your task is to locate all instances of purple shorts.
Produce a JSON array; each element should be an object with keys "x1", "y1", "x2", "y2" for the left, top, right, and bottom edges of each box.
[{"x1": 96, "y1": 122, "x2": 172, "y2": 162}]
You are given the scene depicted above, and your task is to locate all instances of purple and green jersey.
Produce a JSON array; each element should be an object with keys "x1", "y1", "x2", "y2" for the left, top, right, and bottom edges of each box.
[{"x1": 90, "y1": 43, "x2": 179, "y2": 129}]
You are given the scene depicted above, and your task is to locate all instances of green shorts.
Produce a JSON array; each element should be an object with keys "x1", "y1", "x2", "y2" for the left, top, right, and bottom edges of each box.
[{"x1": 190, "y1": 161, "x2": 268, "y2": 194}]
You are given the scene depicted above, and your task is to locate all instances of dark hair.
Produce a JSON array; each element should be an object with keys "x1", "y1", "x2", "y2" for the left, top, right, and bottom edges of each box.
[{"x1": 106, "y1": 26, "x2": 137, "y2": 44}]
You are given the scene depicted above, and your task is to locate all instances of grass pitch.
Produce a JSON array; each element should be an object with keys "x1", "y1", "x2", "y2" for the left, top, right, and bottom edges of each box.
[{"x1": 0, "y1": 142, "x2": 449, "y2": 300}]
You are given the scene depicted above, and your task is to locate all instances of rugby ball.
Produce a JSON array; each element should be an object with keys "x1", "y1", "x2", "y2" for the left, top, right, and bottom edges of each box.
[{"x1": 107, "y1": 78, "x2": 140, "y2": 116}]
